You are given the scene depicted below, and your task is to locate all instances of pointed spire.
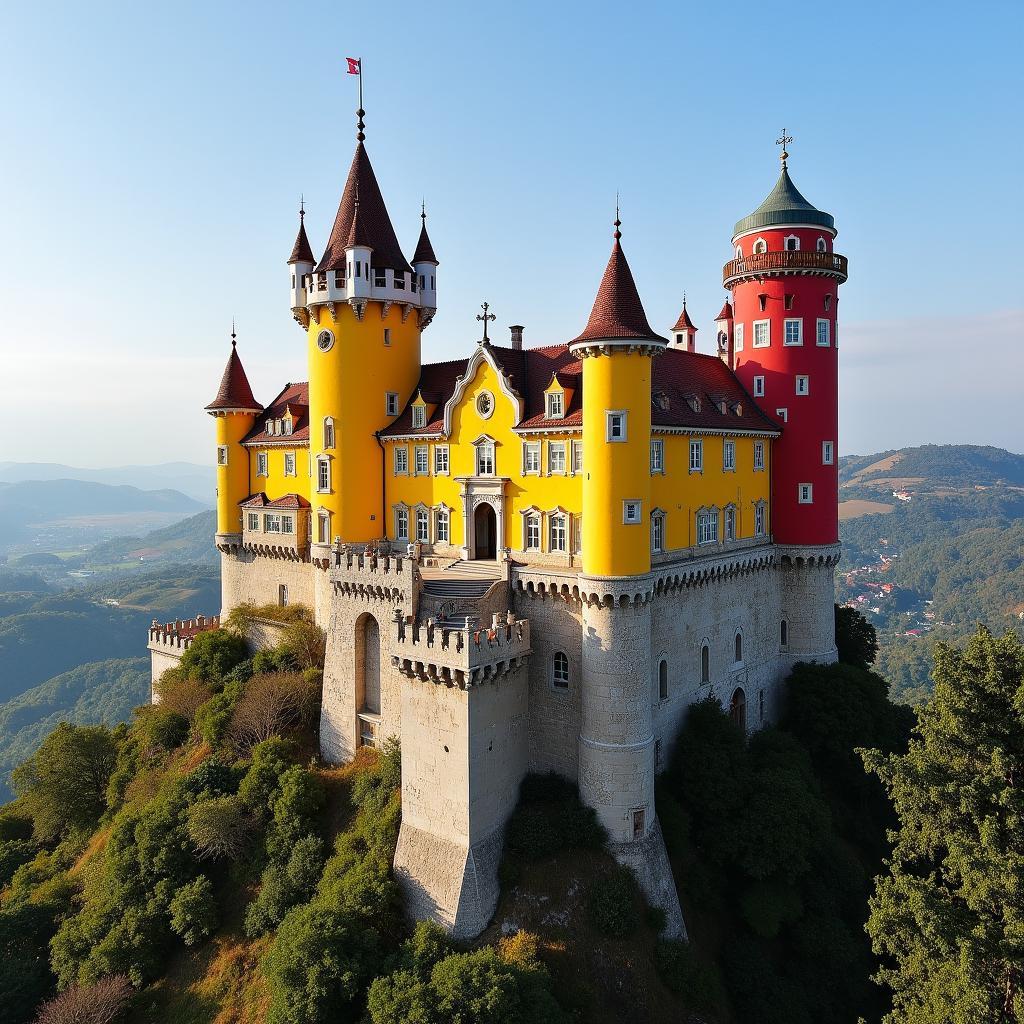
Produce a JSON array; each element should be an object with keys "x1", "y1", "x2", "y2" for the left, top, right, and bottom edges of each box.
[
  {"x1": 715, "y1": 299, "x2": 734, "y2": 321},
  {"x1": 206, "y1": 327, "x2": 262, "y2": 413},
  {"x1": 319, "y1": 143, "x2": 410, "y2": 273},
  {"x1": 570, "y1": 215, "x2": 666, "y2": 346},
  {"x1": 411, "y1": 201, "x2": 438, "y2": 265},
  {"x1": 672, "y1": 295, "x2": 698, "y2": 333},
  {"x1": 288, "y1": 198, "x2": 315, "y2": 265}
]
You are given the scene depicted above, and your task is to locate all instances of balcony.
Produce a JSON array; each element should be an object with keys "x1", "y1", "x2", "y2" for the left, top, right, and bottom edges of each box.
[{"x1": 723, "y1": 249, "x2": 848, "y2": 287}]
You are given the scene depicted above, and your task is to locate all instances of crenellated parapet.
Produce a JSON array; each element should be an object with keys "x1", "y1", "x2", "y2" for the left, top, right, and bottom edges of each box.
[
  {"x1": 777, "y1": 543, "x2": 842, "y2": 568},
  {"x1": 391, "y1": 613, "x2": 531, "y2": 689},
  {"x1": 329, "y1": 545, "x2": 417, "y2": 606},
  {"x1": 148, "y1": 614, "x2": 221, "y2": 652}
]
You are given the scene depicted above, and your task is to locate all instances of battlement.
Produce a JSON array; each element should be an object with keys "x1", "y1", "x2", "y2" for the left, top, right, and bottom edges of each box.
[
  {"x1": 147, "y1": 614, "x2": 221, "y2": 653},
  {"x1": 329, "y1": 545, "x2": 417, "y2": 605},
  {"x1": 391, "y1": 612, "x2": 531, "y2": 688}
]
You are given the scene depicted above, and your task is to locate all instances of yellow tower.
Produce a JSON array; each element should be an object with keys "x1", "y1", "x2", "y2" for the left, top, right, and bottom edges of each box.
[
  {"x1": 288, "y1": 123, "x2": 436, "y2": 552},
  {"x1": 205, "y1": 331, "x2": 263, "y2": 543},
  {"x1": 569, "y1": 220, "x2": 668, "y2": 578}
]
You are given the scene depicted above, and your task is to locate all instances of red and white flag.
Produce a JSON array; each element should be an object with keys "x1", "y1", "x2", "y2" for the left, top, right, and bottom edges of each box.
[{"x1": 346, "y1": 57, "x2": 361, "y2": 75}]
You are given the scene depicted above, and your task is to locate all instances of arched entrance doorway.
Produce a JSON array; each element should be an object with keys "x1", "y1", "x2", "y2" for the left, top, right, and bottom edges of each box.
[
  {"x1": 473, "y1": 502, "x2": 497, "y2": 559},
  {"x1": 355, "y1": 613, "x2": 380, "y2": 715},
  {"x1": 729, "y1": 687, "x2": 747, "y2": 731}
]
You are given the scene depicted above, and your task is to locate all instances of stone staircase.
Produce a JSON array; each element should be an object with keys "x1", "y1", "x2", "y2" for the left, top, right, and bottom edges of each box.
[{"x1": 419, "y1": 560, "x2": 505, "y2": 627}]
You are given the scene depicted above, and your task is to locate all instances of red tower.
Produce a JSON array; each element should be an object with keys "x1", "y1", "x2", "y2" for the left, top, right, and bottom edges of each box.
[{"x1": 726, "y1": 140, "x2": 848, "y2": 546}]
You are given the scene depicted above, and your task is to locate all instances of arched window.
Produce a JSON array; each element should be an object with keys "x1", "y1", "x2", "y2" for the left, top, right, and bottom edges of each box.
[
  {"x1": 784, "y1": 234, "x2": 800, "y2": 252},
  {"x1": 658, "y1": 659, "x2": 668, "y2": 701},
  {"x1": 734, "y1": 631, "x2": 743, "y2": 664},
  {"x1": 816, "y1": 236, "x2": 827, "y2": 252},
  {"x1": 729, "y1": 687, "x2": 747, "y2": 730},
  {"x1": 701, "y1": 642, "x2": 710, "y2": 684},
  {"x1": 552, "y1": 651, "x2": 569, "y2": 689},
  {"x1": 753, "y1": 238, "x2": 768, "y2": 255},
  {"x1": 735, "y1": 245, "x2": 742, "y2": 259},
  {"x1": 781, "y1": 619, "x2": 789, "y2": 648}
]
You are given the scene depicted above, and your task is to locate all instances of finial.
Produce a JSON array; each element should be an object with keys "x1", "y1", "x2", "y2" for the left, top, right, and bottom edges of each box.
[
  {"x1": 421, "y1": 198, "x2": 426, "y2": 222},
  {"x1": 476, "y1": 302, "x2": 496, "y2": 344},
  {"x1": 683, "y1": 291, "x2": 687, "y2": 309},
  {"x1": 299, "y1": 194, "x2": 305, "y2": 220},
  {"x1": 231, "y1": 319, "x2": 237, "y2": 347},
  {"x1": 776, "y1": 128, "x2": 793, "y2": 169},
  {"x1": 614, "y1": 192, "x2": 621, "y2": 240}
]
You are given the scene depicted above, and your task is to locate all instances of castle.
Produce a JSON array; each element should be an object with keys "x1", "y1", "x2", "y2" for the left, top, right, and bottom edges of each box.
[{"x1": 155, "y1": 112, "x2": 847, "y2": 938}]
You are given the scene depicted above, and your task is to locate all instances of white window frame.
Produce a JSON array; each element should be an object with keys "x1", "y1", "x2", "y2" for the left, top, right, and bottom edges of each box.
[
  {"x1": 394, "y1": 446, "x2": 409, "y2": 475},
  {"x1": 783, "y1": 318, "x2": 803, "y2": 346},
  {"x1": 724, "y1": 504, "x2": 736, "y2": 541},
  {"x1": 753, "y1": 320, "x2": 770, "y2": 348},
  {"x1": 246, "y1": 511, "x2": 260, "y2": 532},
  {"x1": 548, "y1": 441, "x2": 567, "y2": 475},
  {"x1": 776, "y1": 408, "x2": 788, "y2": 423},
  {"x1": 280, "y1": 514, "x2": 294, "y2": 535},
  {"x1": 549, "y1": 512, "x2": 568, "y2": 552},
  {"x1": 524, "y1": 513, "x2": 541, "y2": 551},
  {"x1": 283, "y1": 418, "x2": 293, "y2": 436},
  {"x1": 734, "y1": 322, "x2": 744, "y2": 352},
  {"x1": 755, "y1": 501, "x2": 766, "y2": 537},
  {"x1": 284, "y1": 452, "x2": 296, "y2": 477},
  {"x1": 546, "y1": 391, "x2": 564, "y2": 419},
  {"x1": 522, "y1": 441, "x2": 541, "y2": 475},
  {"x1": 798, "y1": 483, "x2": 814, "y2": 504},
  {"x1": 689, "y1": 439, "x2": 703, "y2": 473},
  {"x1": 571, "y1": 440, "x2": 583, "y2": 475},
  {"x1": 475, "y1": 440, "x2": 495, "y2": 476},
  {"x1": 435, "y1": 506, "x2": 450, "y2": 543},
  {"x1": 317, "y1": 510, "x2": 330, "y2": 544},
  {"x1": 651, "y1": 510, "x2": 665, "y2": 552},
  {"x1": 753, "y1": 237, "x2": 768, "y2": 254},
  {"x1": 784, "y1": 234, "x2": 800, "y2": 251},
  {"x1": 572, "y1": 514, "x2": 582, "y2": 555},
  {"x1": 723, "y1": 440, "x2": 736, "y2": 472},
  {"x1": 394, "y1": 505, "x2": 409, "y2": 539},
  {"x1": 622, "y1": 500, "x2": 642, "y2": 525},
  {"x1": 822, "y1": 440, "x2": 835, "y2": 465},
  {"x1": 606, "y1": 410, "x2": 627, "y2": 442},
  {"x1": 650, "y1": 439, "x2": 664, "y2": 474},
  {"x1": 385, "y1": 392, "x2": 399, "y2": 416},
  {"x1": 434, "y1": 445, "x2": 449, "y2": 475},
  {"x1": 256, "y1": 451, "x2": 268, "y2": 477},
  {"x1": 476, "y1": 391, "x2": 495, "y2": 419},
  {"x1": 217, "y1": 445, "x2": 229, "y2": 466},
  {"x1": 697, "y1": 509, "x2": 719, "y2": 545},
  {"x1": 816, "y1": 236, "x2": 828, "y2": 252},
  {"x1": 414, "y1": 445, "x2": 429, "y2": 476},
  {"x1": 796, "y1": 375, "x2": 810, "y2": 396},
  {"x1": 816, "y1": 318, "x2": 831, "y2": 347},
  {"x1": 264, "y1": 513, "x2": 282, "y2": 534},
  {"x1": 412, "y1": 405, "x2": 426, "y2": 429},
  {"x1": 754, "y1": 441, "x2": 765, "y2": 471},
  {"x1": 316, "y1": 455, "x2": 331, "y2": 493},
  {"x1": 415, "y1": 507, "x2": 430, "y2": 543},
  {"x1": 323, "y1": 417, "x2": 335, "y2": 449},
  {"x1": 753, "y1": 375, "x2": 765, "y2": 397}
]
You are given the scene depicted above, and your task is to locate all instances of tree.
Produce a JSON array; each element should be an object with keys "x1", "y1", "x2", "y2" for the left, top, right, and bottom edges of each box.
[
  {"x1": 168, "y1": 876, "x2": 218, "y2": 946},
  {"x1": 862, "y1": 626, "x2": 1024, "y2": 1022},
  {"x1": 177, "y1": 629, "x2": 248, "y2": 683},
  {"x1": 186, "y1": 796, "x2": 252, "y2": 860},
  {"x1": 12, "y1": 724, "x2": 118, "y2": 841},
  {"x1": 32, "y1": 974, "x2": 132, "y2": 1024},
  {"x1": 226, "y1": 672, "x2": 320, "y2": 753},
  {"x1": 835, "y1": 603, "x2": 878, "y2": 670}
]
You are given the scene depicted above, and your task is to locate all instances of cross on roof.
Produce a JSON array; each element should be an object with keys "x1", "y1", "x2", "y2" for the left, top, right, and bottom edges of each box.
[
  {"x1": 776, "y1": 129, "x2": 793, "y2": 168},
  {"x1": 476, "y1": 302, "x2": 496, "y2": 344}
]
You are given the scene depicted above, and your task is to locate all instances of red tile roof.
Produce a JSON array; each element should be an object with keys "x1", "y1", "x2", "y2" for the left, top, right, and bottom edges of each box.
[
  {"x1": 570, "y1": 239, "x2": 667, "y2": 345},
  {"x1": 318, "y1": 143, "x2": 411, "y2": 275},
  {"x1": 672, "y1": 304, "x2": 697, "y2": 332},
  {"x1": 241, "y1": 492, "x2": 311, "y2": 509},
  {"x1": 288, "y1": 212, "x2": 315, "y2": 265},
  {"x1": 206, "y1": 343, "x2": 263, "y2": 413},
  {"x1": 412, "y1": 213, "x2": 438, "y2": 265},
  {"x1": 242, "y1": 382, "x2": 310, "y2": 444},
  {"x1": 715, "y1": 300, "x2": 734, "y2": 321}
]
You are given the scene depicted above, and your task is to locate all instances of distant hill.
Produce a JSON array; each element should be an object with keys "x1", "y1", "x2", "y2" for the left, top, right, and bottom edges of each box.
[
  {"x1": 0, "y1": 461, "x2": 214, "y2": 504},
  {"x1": 82, "y1": 509, "x2": 218, "y2": 567},
  {"x1": 840, "y1": 444, "x2": 1024, "y2": 493}
]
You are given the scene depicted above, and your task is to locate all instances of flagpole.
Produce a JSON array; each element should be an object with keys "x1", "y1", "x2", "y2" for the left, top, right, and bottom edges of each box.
[{"x1": 358, "y1": 58, "x2": 363, "y2": 116}]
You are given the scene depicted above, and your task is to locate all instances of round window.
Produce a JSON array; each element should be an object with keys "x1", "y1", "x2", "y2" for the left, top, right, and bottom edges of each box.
[
  {"x1": 476, "y1": 391, "x2": 494, "y2": 418},
  {"x1": 317, "y1": 329, "x2": 334, "y2": 352}
]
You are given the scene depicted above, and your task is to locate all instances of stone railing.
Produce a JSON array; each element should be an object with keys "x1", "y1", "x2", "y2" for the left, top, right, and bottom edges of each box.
[
  {"x1": 391, "y1": 613, "x2": 531, "y2": 688},
  {"x1": 147, "y1": 614, "x2": 220, "y2": 653},
  {"x1": 329, "y1": 544, "x2": 417, "y2": 605}
]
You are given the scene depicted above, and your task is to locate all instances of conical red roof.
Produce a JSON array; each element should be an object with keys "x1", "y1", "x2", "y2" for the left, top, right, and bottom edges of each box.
[
  {"x1": 412, "y1": 215, "x2": 438, "y2": 265},
  {"x1": 672, "y1": 303, "x2": 697, "y2": 332},
  {"x1": 570, "y1": 238, "x2": 666, "y2": 345},
  {"x1": 206, "y1": 343, "x2": 262, "y2": 412},
  {"x1": 715, "y1": 300, "x2": 733, "y2": 321},
  {"x1": 319, "y1": 143, "x2": 411, "y2": 274},
  {"x1": 288, "y1": 212, "x2": 315, "y2": 265}
]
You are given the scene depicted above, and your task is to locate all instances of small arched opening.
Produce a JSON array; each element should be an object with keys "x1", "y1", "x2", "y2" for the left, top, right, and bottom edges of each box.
[
  {"x1": 658, "y1": 659, "x2": 668, "y2": 701},
  {"x1": 355, "y1": 613, "x2": 381, "y2": 716},
  {"x1": 730, "y1": 687, "x2": 747, "y2": 731}
]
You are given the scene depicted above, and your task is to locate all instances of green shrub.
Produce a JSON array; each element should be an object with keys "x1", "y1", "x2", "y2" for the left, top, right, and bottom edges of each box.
[
  {"x1": 586, "y1": 866, "x2": 639, "y2": 939},
  {"x1": 245, "y1": 835, "x2": 325, "y2": 936},
  {"x1": 253, "y1": 647, "x2": 298, "y2": 674},
  {"x1": 238, "y1": 737, "x2": 295, "y2": 810},
  {"x1": 186, "y1": 795, "x2": 252, "y2": 861},
  {"x1": 654, "y1": 940, "x2": 725, "y2": 1014},
  {"x1": 739, "y1": 880, "x2": 804, "y2": 938},
  {"x1": 132, "y1": 705, "x2": 189, "y2": 754},
  {"x1": 168, "y1": 875, "x2": 218, "y2": 946},
  {"x1": 279, "y1": 619, "x2": 327, "y2": 671},
  {"x1": 178, "y1": 629, "x2": 249, "y2": 683},
  {"x1": 193, "y1": 677, "x2": 246, "y2": 746},
  {"x1": 182, "y1": 760, "x2": 241, "y2": 799}
]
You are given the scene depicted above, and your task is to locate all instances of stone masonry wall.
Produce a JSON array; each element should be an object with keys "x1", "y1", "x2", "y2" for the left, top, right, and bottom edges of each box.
[{"x1": 220, "y1": 550, "x2": 320, "y2": 622}]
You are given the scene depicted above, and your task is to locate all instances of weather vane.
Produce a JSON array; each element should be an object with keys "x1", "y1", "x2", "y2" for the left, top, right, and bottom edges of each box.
[
  {"x1": 476, "y1": 302, "x2": 496, "y2": 344},
  {"x1": 776, "y1": 128, "x2": 793, "y2": 168}
]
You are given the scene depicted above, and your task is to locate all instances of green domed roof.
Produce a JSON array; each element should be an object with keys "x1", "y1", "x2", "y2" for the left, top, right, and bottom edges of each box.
[{"x1": 733, "y1": 166, "x2": 834, "y2": 237}]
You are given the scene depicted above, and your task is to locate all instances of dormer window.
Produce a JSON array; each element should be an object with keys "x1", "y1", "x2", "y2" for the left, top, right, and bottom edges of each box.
[
  {"x1": 784, "y1": 235, "x2": 800, "y2": 251},
  {"x1": 686, "y1": 394, "x2": 701, "y2": 413},
  {"x1": 412, "y1": 405, "x2": 426, "y2": 429},
  {"x1": 546, "y1": 391, "x2": 564, "y2": 419},
  {"x1": 716, "y1": 399, "x2": 728, "y2": 415},
  {"x1": 653, "y1": 391, "x2": 670, "y2": 412},
  {"x1": 283, "y1": 417, "x2": 293, "y2": 436},
  {"x1": 265, "y1": 419, "x2": 273, "y2": 435}
]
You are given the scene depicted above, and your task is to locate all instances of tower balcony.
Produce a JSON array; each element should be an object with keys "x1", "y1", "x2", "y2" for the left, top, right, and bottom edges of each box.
[
  {"x1": 722, "y1": 249, "x2": 848, "y2": 287},
  {"x1": 293, "y1": 267, "x2": 424, "y2": 320}
]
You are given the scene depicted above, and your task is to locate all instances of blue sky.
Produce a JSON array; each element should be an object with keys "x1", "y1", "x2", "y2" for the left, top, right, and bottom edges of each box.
[{"x1": 1, "y1": 0, "x2": 1021, "y2": 465}]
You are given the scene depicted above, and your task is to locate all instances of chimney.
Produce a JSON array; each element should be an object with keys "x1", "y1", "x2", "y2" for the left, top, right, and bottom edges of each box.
[{"x1": 509, "y1": 325, "x2": 524, "y2": 350}]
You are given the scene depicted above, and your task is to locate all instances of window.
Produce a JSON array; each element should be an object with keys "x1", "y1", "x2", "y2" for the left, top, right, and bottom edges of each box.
[
  {"x1": 476, "y1": 440, "x2": 495, "y2": 476},
  {"x1": 572, "y1": 514, "x2": 582, "y2": 555},
  {"x1": 323, "y1": 417, "x2": 335, "y2": 449},
  {"x1": 552, "y1": 651, "x2": 569, "y2": 689},
  {"x1": 817, "y1": 237, "x2": 827, "y2": 252},
  {"x1": 753, "y1": 375, "x2": 765, "y2": 397},
  {"x1": 317, "y1": 456, "x2": 330, "y2": 493},
  {"x1": 753, "y1": 238, "x2": 767, "y2": 254},
  {"x1": 571, "y1": 440, "x2": 583, "y2": 474},
  {"x1": 606, "y1": 411, "x2": 627, "y2": 442},
  {"x1": 651, "y1": 510, "x2": 664, "y2": 552},
  {"x1": 796, "y1": 375, "x2": 810, "y2": 395},
  {"x1": 759, "y1": 294, "x2": 768, "y2": 312},
  {"x1": 280, "y1": 515, "x2": 294, "y2": 535},
  {"x1": 735, "y1": 322, "x2": 744, "y2": 352},
  {"x1": 386, "y1": 392, "x2": 399, "y2": 416},
  {"x1": 753, "y1": 320, "x2": 770, "y2": 348},
  {"x1": 689, "y1": 439, "x2": 703, "y2": 472},
  {"x1": 278, "y1": 584, "x2": 289, "y2": 608},
  {"x1": 283, "y1": 418, "x2": 293, "y2": 435},
  {"x1": 735, "y1": 245, "x2": 742, "y2": 259},
  {"x1": 734, "y1": 632, "x2": 743, "y2": 664},
  {"x1": 723, "y1": 440, "x2": 736, "y2": 471},
  {"x1": 549, "y1": 513, "x2": 567, "y2": 552},
  {"x1": 730, "y1": 688, "x2": 747, "y2": 730},
  {"x1": 781, "y1": 619, "x2": 789, "y2": 648},
  {"x1": 650, "y1": 439, "x2": 664, "y2": 473},
  {"x1": 824, "y1": 294, "x2": 833, "y2": 312},
  {"x1": 394, "y1": 506, "x2": 409, "y2": 539},
  {"x1": 265, "y1": 513, "x2": 282, "y2": 534},
  {"x1": 412, "y1": 405, "x2": 426, "y2": 429},
  {"x1": 416, "y1": 508, "x2": 429, "y2": 543},
  {"x1": 523, "y1": 442, "x2": 540, "y2": 475},
  {"x1": 217, "y1": 445, "x2": 228, "y2": 466},
  {"x1": 525, "y1": 514, "x2": 541, "y2": 551},
  {"x1": 317, "y1": 511, "x2": 330, "y2": 544},
  {"x1": 394, "y1": 447, "x2": 408, "y2": 475},
  {"x1": 436, "y1": 507, "x2": 450, "y2": 543},
  {"x1": 548, "y1": 442, "x2": 566, "y2": 474},
  {"x1": 701, "y1": 643, "x2": 710, "y2": 683},
  {"x1": 822, "y1": 440, "x2": 835, "y2": 465},
  {"x1": 476, "y1": 391, "x2": 494, "y2": 418},
  {"x1": 755, "y1": 501, "x2": 766, "y2": 537},
  {"x1": 284, "y1": 452, "x2": 296, "y2": 476},
  {"x1": 546, "y1": 391, "x2": 564, "y2": 418},
  {"x1": 697, "y1": 509, "x2": 718, "y2": 545},
  {"x1": 247, "y1": 512, "x2": 260, "y2": 532},
  {"x1": 658, "y1": 659, "x2": 668, "y2": 701},
  {"x1": 798, "y1": 483, "x2": 814, "y2": 504},
  {"x1": 776, "y1": 408, "x2": 789, "y2": 423},
  {"x1": 754, "y1": 441, "x2": 765, "y2": 471},
  {"x1": 816, "y1": 319, "x2": 831, "y2": 347},
  {"x1": 785, "y1": 293, "x2": 794, "y2": 310},
  {"x1": 414, "y1": 445, "x2": 429, "y2": 475},
  {"x1": 623, "y1": 500, "x2": 642, "y2": 525},
  {"x1": 785, "y1": 235, "x2": 799, "y2": 251},
  {"x1": 257, "y1": 452, "x2": 268, "y2": 477},
  {"x1": 434, "y1": 446, "x2": 449, "y2": 475},
  {"x1": 265, "y1": 419, "x2": 273, "y2": 435},
  {"x1": 724, "y1": 505, "x2": 736, "y2": 541},
  {"x1": 675, "y1": 333, "x2": 684, "y2": 346},
  {"x1": 784, "y1": 318, "x2": 803, "y2": 346},
  {"x1": 383, "y1": 327, "x2": 391, "y2": 346}
]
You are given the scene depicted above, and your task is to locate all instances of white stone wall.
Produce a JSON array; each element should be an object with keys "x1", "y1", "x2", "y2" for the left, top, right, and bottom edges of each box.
[
  {"x1": 220, "y1": 550, "x2": 320, "y2": 622},
  {"x1": 149, "y1": 647, "x2": 181, "y2": 693}
]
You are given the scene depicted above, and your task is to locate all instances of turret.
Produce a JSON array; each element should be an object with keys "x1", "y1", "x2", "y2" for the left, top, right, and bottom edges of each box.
[
  {"x1": 714, "y1": 299, "x2": 734, "y2": 365},
  {"x1": 668, "y1": 298, "x2": 697, "y2": 352},
  {"x1": 343, "y1": 191, "x2": 373, "y2": 300},
  {"x1": 411, "y1": 204, "x2": 438, "y2": 320},
  {"x1": 205, "y1": 330, "x2": 262, "y2": 547},
  {"x1": 288, "y1": 203, "x2": 315, "y2": 314},
  {"x1": 726, "y1": 140, "x2": 848, "y2": 547}
]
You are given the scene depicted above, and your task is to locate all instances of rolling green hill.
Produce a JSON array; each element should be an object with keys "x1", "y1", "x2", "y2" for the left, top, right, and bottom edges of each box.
[{"x1": 82, "y1": 509, "x2": 218, "y2": 568}]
